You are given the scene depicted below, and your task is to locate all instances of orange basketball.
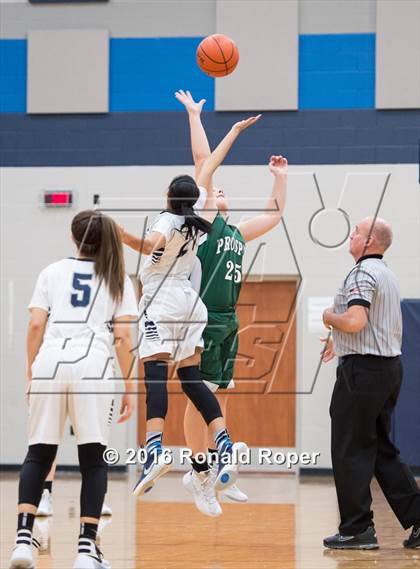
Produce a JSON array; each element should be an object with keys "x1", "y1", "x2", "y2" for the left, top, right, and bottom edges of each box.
[{"x1": 196, "y1": 34, "x2": 239, "y2": 77}]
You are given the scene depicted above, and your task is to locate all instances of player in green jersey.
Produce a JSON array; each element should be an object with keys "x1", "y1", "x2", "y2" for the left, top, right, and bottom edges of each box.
[{"x1": 175, "y1": 90, "x2": 288, "y2": 512}]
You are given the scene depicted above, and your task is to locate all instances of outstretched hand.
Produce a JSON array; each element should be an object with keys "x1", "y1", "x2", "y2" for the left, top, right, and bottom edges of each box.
[
  {"x1": 232, "y1": 114, "x2": 261, "y2": 133},
  {"x1": 269, "y1": 155, "x2": 288, "y2": 176},
  {"x1": 175, "y1": 89, "x2": 206, "y2": 115}
]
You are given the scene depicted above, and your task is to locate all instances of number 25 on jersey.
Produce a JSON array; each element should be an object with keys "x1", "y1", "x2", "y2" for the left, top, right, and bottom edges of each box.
[{"x1": 225, "y1": 261, "x2": 241, "y2": 283}]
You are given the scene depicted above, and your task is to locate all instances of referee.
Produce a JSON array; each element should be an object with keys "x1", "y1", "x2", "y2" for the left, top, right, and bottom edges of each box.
[{"x1": 321, "y1": 216, "x2": 420, "y2": 550}]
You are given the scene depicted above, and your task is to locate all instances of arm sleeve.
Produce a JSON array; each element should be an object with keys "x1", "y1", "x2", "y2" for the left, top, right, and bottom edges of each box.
[
  {"x1": 193, "y1": 185, "x2": 207, "y2": 214},
  {"x1": 28, "y1": 269, "x2": 50, "y2": 311},
  {"x1": 344, "y1": 268, "x2": 377, "y2": 308},
  {"x1": 149, "y1": 212, "x2": 175, "y2": 240},
  {"x1": 114, "y1": 275, "x2": 139, "y2": 318},
  {"x1": 189, "y1": 257, "x2": 203, "y2": 293}
]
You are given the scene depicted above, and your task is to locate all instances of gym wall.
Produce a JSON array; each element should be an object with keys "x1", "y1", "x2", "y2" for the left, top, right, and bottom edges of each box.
[{"x1": 0, "y1": 0, "x2": 419, "y2": 468}]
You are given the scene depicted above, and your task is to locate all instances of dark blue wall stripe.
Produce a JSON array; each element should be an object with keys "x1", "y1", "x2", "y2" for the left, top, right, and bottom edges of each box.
[
  {"x1": 1, "y1": 110, "x2": 418, "y2": 167},
  {"x1": 0, "y1": 40, "x2": 26, "y2": 113},
  {"x1": 110, "y1": 37, "x2": 214, "y2": 111},
  {"x1": 299, "y1": 34, "x2": 375, "y2": 110}
]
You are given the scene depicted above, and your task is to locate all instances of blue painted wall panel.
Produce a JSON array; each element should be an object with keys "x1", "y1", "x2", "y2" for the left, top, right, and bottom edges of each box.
[
  {"x1": 299, "y1": 34, "x2": 375, "y2": 109},
  {"x1": 109, "y1": 38, "x2": 214, "y2": 111},
  {"x1": 0, "y1": 40, "x2": 26, "y2": 112}
]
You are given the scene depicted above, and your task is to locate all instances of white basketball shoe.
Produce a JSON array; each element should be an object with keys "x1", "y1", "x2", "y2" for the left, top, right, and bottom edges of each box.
[
  {"x1": 9, "y1": 529, "x2": 39, "y2": 569},
  {"x1": 182, "y1": 470, "x2": 222, "y2": 517},
  {"x1": 36, "y1": 490, "x2": 53, "y2": 517},
  {"x1": 215, "y1": 441, "x2": 248, "y2": 491},
  {"x1": 73, "y1": 539, "x2": 111, "y2": 569},
  {"x1": 101, "y1": 502, "x2": 112, "y2": 516}
]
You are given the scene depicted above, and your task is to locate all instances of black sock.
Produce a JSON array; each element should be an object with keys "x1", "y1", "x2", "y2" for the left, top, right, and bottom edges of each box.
[
  {"x1": 191, "y1": 457, "x2": 209, "y2": 473},
  {"x1": 44, "y1": 481, "x2": 53, "y2": 493},
  {"x1": 79, "y1": 522, "x2": 98, "y2": 542},
  {"x1": 17, "y1": 512, "x2": 35, "y2": 533},
  {"x1": 208, "y1": 448, "x2": 218, "y2": 464}
]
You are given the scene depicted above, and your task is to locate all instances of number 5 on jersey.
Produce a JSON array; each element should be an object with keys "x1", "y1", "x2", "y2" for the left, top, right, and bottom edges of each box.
[
  {"x1": 225, "y1": 260, "x2": 241, "y2": 283},
  {"x1": 71, "y1": 273, "x2": 92, "y2": 307}
]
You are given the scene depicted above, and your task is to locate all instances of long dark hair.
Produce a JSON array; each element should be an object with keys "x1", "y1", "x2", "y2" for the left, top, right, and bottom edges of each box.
[
  {"x1": 167, "y1": 175, "x2": 212, "y2": 240},
  {"x1": 71, "y1": 210, "x2": 125, "y2": 303}
]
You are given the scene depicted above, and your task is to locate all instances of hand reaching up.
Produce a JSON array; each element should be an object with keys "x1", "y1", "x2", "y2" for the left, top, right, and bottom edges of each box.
[
  {"x1": 232, "y1": 114, "x2": 262, "y2": 133},
  {"x1": 268, "y1": 155, "x2": 288, "y2": 177},
  {"x1": 175, "y1": 89, "x2": 206, "y2": 115}
]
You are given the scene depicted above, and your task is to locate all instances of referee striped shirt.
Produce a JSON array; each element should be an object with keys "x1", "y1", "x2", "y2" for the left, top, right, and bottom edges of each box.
[{"x1": 332, "y1": 254, "x2": 402, "y2": 357}]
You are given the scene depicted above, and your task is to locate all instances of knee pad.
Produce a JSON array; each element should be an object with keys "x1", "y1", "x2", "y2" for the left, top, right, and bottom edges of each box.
[
  {"x1": 78, "y1": 443, "x2": 107, "y2": 519},
  {"x1": 144, "y1": 360, "x2": 168, "y2": 420},
  {"x1": 19, "y1": 444, "x2": 58, "y2": 506},
  {"x1": 178, "y1": 366, "x2": 222, "y2": 425},
  {"x1": 78, "y1": 442, "x2": 107, "y2": 472}
]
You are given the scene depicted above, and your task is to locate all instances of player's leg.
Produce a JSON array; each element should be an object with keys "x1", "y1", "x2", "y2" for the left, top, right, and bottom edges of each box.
[
  {"x1": 211, "y1": 327, "x2": 248, "y2": 503},
  {"x1": 178, "y1": 348, "x2": 223, "y2": 516},
  {"x1": 69, "y1": 347, "x2": 115, "y2": 569},
  {"x1": 178, "y1": 348, "x2": 247, "y2": 493},
  {"x1": 36, "y1": 459, "x2": 56, "y2": 517},
  {"x1": 11, "y1": 444, "x2": 58, "y2": 568},
  {"x1": 178, "y1": 296, "x2": 247, "y2": 492},
  {"x1": 133, "y1": 353, "x2": 173, "y2": 497},
  {"x1": 183, "y1": 332, "x2": 222, "y2": 457},
  {"x1": 132, "y1": 291, "x2": 176, "y2": 497},
  {"x1": 10, "y1": 353, "x2": 65, "y2": 569},
  {"x1": 182, "y1": 327, "x2": 223, "y2": 516},
  {"x1": 73, "y1": 443, "x2": 109, "y2": 569}
]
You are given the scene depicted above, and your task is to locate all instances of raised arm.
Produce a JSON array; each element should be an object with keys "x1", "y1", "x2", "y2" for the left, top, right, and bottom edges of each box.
[
  {"x1": 197, "y1": 115, "x2": 261, "y2": 192},
  {"x1": 175, "y1": 90, "x2": 210, "y2": 179},
  {"x1": 196, "y1": 115, "x2": 261, "y2": 223},
  {"x1": 237, "y1": 155, "x2": 288, "y2": 242}
]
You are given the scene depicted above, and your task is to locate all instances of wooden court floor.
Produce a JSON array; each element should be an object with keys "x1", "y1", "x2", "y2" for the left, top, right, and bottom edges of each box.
[{"x1": 1, "y1": 472, "x2": 419, "y2": 569}]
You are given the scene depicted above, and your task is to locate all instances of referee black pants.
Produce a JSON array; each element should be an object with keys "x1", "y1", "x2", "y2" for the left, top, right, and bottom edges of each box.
[{"x1": 330, "y1": 354, "x2": 420, "y2": 536}]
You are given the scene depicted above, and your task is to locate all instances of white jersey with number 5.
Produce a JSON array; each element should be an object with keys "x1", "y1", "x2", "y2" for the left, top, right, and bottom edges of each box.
[{"x1": 29, "y1": 257, "x2": 138, "y2": 349}]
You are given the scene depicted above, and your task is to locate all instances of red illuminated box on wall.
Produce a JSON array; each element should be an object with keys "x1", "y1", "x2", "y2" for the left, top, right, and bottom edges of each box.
[{"x1": 42, "y1": 191, "x2": 74, "y2": 207}]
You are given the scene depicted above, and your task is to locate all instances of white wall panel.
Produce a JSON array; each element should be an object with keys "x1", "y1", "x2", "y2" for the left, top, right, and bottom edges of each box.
[
  {"x1": 0, "y1": 1, "x2": 215, "y2": 39},
  {"x1": 216, "y1": 0, "x2": 298, "y2": 110},
  {"x1": 376, "y1": 0, "x2": 420, "y2": 109},
  {"x1": 1, "y1": 163, "x2": 419, "y2": 467},
  {"x1": 27, "y1": 29, "x2": 109, "y2": 114},
  {"x1": 299, "y1": 0, "x2": 375, "y2": 34}
]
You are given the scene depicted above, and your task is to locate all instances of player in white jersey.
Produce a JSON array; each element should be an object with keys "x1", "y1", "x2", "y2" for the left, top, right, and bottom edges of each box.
[
  {"x1": 9, "y1": 210, "x2": 138, "y2": 569},
  {"x1": 120, "y1": 113, "x2": 259, "y2": 513}
]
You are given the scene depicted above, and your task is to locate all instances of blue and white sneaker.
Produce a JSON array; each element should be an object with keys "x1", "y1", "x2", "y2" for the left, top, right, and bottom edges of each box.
[
  {"x1": 132, "y1": 448, "x2": 172, "y2": 497},
  {"x1": 215, "y1": 442, "x2": 248, "y2": 492}
]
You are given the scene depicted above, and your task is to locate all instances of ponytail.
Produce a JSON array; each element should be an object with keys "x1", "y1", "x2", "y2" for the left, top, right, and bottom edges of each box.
[
  {"x1": 95, "y1": 216, "x2": 125, "y2": 304},
  {"x1": 179, "y1": 203, "x2": 212, "y2": 241},
  {"x1": 167, "y1": 174, "x2": 212, "y2": 241},
  {"x1": 71, "y1": 210, "x2": 125, "y2": 303}
]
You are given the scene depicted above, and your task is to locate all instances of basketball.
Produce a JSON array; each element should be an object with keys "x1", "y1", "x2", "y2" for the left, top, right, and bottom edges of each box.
[{"x1": 196, "y1": 34, "x2": 239, "y2": 77}]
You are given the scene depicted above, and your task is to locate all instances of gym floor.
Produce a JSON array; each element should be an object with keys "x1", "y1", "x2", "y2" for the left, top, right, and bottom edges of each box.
[{"x1": 1, "y1": 472, "x2": 419, "y2": 569}]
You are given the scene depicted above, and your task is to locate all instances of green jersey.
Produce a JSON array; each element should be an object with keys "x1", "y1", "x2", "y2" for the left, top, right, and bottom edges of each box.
[{"x1": 197, "y1": 213, "x2": 245, "y2": 311}]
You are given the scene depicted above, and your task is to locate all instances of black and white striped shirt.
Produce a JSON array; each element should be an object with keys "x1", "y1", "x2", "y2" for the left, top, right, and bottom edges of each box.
[{"x1": 333, "y1": 254, "x2": 402, "y2": 357}]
